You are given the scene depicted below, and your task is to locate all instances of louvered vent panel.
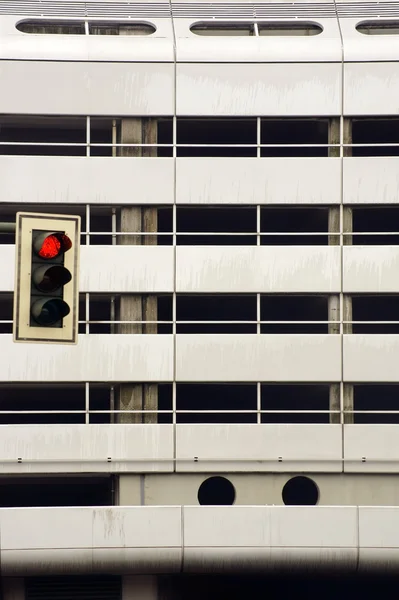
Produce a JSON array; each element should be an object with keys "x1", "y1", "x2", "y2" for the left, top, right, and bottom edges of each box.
[
  {"x1": 2, "y1": 0, "x2": 399, "y2": 19},
  {"x1": 336, "y1": 2, "x2": 399, "y2": 16},
  {"x1": 25, "y1": 576, "x2": 122, "y2": 600},
  {"x1": 171, "y1": 3, "x2": 336, "y2": 18},
  {"x1": 0, "y1": 2, "x2": 171, "y2": 17}
]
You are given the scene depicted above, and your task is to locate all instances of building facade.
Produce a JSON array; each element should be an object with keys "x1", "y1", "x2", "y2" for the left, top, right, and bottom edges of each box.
[{"x1": 1, "y1": 0, "x2": 399, "y2": 597}]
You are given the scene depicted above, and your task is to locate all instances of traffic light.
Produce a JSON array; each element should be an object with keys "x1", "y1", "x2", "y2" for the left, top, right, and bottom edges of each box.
[{"x1": 13, "y1": 212, "x2": 80, "y2": 344}]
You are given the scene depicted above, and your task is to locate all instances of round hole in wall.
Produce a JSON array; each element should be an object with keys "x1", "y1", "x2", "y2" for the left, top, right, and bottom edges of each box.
[
  {"x1": 282, "y1": 476, "x2": 319, "y2": 505},
  {"x1": 197, "y1": 476, "x2": 236, "y2": 505}
]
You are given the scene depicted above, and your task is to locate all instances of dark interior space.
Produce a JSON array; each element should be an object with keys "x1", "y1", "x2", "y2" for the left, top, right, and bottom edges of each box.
[
  {"x1": 88, "y1": 22, "x2": 156, "y2": 36},
  {"x1": 282, "y1": 475, "x2": 319, "y2": 505},
  {"x1": 261, "y1": 207, "x2": 329, "y2": 245},
  {"x1": 0, "y1": 293, "x2": 13, "y2": 333},
  {"x1": 157, "y1": 383, "x2": 173, "y2": 424},
  {"x1": 261, "y1": 118, "x2": 329, "y2": 157},
  {"x1": 352, "y1": 206, "x2": 399, "y2": 244},
  {"x1": 177, "y1": 206, "x2": 256, "y2": 245},
  {"x1": 352, "y1": 118, "x2": 399, "y2": 156},
  {"x1": 163, "y1": 574, "x2": 399, "y2": 600},
  {"x1": 354, "y1": 384, "x2": 399, "y2": 423},
  {"x1": 16, "y1": 21, "x2": 85, "y2": 34},
  {"x1": 352, "y1": 295, "x2": 399, "y2": 333},
  {"x1": 261, "y1": 384, "x2": 330, "y2": 423},
  {"x1": 261, "y1": 295, "x2": 328, "y2": 334},
  {"x1": 25, "y1": 576, "x2": 121, "y2": 600},
  {"x1": 88, "y1": 294, "x2": 112, "y2": 334},
  {"x1": 157, "y1": 295, "x2": 173, "y2": 334},
  {"x1": 177, "y1": 295, "x2": 256, "y2": 334},
  {"x1": 0, "y1": 383, "x2": 111, "y2": 424},
  {"x1": 197, "y1": 476, "x2": 236, "y2": 505},
  {"x1": 176, "y1": 383, "x2": 257, "y2": 423},
  {"x1": 176, "y1": 118, "x2": 257, "y2": 157},
  {"x1": 191, "y1": 22, "x2": 255, "y2": 35},
  {"x1": 157, "y1": 207, "x2": 173, "y2": 245},
  {"x1": 0, "y1": 115, "x2": 86, "y2": 156},
  {"x1": 0, "y1": 476, "x2": 113, "y2": 507}
]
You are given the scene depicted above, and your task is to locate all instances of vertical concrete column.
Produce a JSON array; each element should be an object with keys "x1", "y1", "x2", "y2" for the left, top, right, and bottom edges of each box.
[
  {"x1": 123, "y1": 576, "x2": 158, "y2": 600},
  {"x1": 2, "y1": 578, "x2": 25, "y2": 600},
  {"x1": 343, "y1": 117, "x2": 354, "y2": 424},
  {"x1": 117, "y1": 118, "x2": 158, "y2": 425},
  {"x1": 328, "y1": 118, "x2": 341, "y2": 423}
]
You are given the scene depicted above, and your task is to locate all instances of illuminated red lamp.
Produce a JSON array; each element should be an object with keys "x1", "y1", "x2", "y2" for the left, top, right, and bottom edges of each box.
[{"x1": 36, "y1": 233, "x2": 72, "y2": 260}]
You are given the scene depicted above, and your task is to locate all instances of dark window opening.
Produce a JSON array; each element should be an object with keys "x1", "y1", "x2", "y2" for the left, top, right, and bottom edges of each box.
[
  {"x1": 191, "y1": 23, "x2": 255, "y2": 36},
  {"x1": 157, "y1": 384, "x2": 173, "y2": 424},
  {"x1": 261, "y1": 295, "x2": 328, "y2": 334},
  {"x1": 0, "y1": 383, "x2": 111, "y2": 425},
  {"x1": 158, "y1": 207, "x2": 173, "y2": 245},
  {"x1": 282, "y1": 476, "x2": 319, "y2": 505},
  {"x1": 352, "y1": 207, "x2": 399, "y2": 244},
  {"x1": 261, "y1": 207, "x2": 329, "y2": 245},
  {"x1": 0, "y1": 476, "x2": 113, "y2": 507},
  {"x1": 90, "y1": 117, "x2": 172, "y2": 157},
  {"x1": 258, "y1": 22, "x2": 322, "y2": 36},
  {"x1": 177, "y1": 384, "x2": 257, "y2": 423},
  {"x1": 261, "y1": 384, "x2": 330, "y2": 423},
  {"x1": 357, "y1": 21, "x2": 399, "y2": 35},
  {"x1": 177, "y1": 119, "x2": 257, "y2": 157},
  {"x1": 88, "y1": 294, "x2": 111, "y2": 334},
  {"x1": 352, "y1": 118, "x2": 399, "y2": 156},
  {"x1": 197, "y1": 476, "x2": 236, "y2": 505},
  {"x1": 177, "y1": 206, "x2": 256, "y2": 245},
  {"x1": 0, "y1": 115, "x2": 86, "y2": 156},
  {"x1": 354, "y1": 385, "x2": 399, "y2": 424},
  {"x1": 177, "y1": 295, "x2": 256, "y2": 334},
  {"x1": 25, "y1": 576, "x2": 121, "y2": 600},
  {"x1": 261, "y1": 119, "x2": 329, "y2": 157},
  {"x1": 89, "y1": 22, "x2": 155, "y2": 35},
  {"x1": 158, "y1": 294, "x2": 173, "y2": 334},
  {"x1": 352, "y1": 296, "x2": 399, "y2": 333},
  {"x1": 0, "y1": 293, "x2": 13, "y2": 334},
  {"x1": 16, "y1": 21, "x2": 85, "y2": 34},
  {"x1": 89, "y1": 207, "x2": 113, "y2": 245}
]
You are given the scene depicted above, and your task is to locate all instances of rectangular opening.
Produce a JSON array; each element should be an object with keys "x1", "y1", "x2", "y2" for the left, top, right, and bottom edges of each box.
[
  {"x1": 261, "y1": 119, "x2": 329, "y2": 157},
  {"x1": 352, "y1": 207, "x2": 399, "y2": 245},
  {"x1": 90, "y1": 117, "x2": 173, "y2": 157},
  {"x1": 261, "y1": 207, "x2": 329, "y2": 245},
  {"x1": 25, "y1": 576, "x2": 122, "y2": 600},
  {"x1": 261, "y1": 384, "x2": 330, "y2": 423},
  {"x1": 0, "y1": 476, "x2": 113, "y2": 507},
  {"x1": 354, "y1": 384, "x2": 399, "y2": 423},
  {"x1": 177, "y1": 118, "x2": 257, "y2": 157},
  {"x1": 352, "y1": 295, "x2": 399, "y2": 333},
  {"x1": 177, "y1": 295, "x2": 257, "y2": 334},
  {"x1": 0, "y1": 115, "x2": 86, "y2": 156},
  {"x1": 176, "y1": 383, "x2": 257, "y2": 423},
  {"x1": 352, "y1": 118, "x2": 399, "y2": 156},
  {"x1": 0, "y1": 293, "x2": 13, "y2": 334},
  {"x1": 261, "y1": 295, "x2": 328, "y2": 334},
  {"x1": 177, "y1": 206, "x2": 256, "y2": 245}
]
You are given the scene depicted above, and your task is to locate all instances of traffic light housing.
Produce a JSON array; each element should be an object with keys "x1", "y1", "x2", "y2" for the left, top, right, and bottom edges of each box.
[{"x1": 13, "y1": 212, "x2": 80, "y2": 344}]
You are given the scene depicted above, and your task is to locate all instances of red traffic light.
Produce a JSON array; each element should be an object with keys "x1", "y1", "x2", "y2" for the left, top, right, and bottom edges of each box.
[{"x1": 34, "y1": 232, "x2": 72, "y2": 260}]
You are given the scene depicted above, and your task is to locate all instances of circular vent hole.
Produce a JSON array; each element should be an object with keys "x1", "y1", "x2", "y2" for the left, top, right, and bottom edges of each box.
[
  {"x1": 282, "y1": 476, "x2": 319, "y2": 505},
  {"x1": 197, "y1": 476, "x2": 236, "y2": 505}
]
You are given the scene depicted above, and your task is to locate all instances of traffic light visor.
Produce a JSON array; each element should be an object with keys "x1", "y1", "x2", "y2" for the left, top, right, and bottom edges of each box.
[{"x1": 33, "y1": 232, "x2": 72, "y2": 259}]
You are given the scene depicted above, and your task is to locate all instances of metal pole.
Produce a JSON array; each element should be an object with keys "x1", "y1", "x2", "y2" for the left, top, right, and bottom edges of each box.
[{"x1": 0, "y1": 222, "x2": 16, "y2": 233}]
